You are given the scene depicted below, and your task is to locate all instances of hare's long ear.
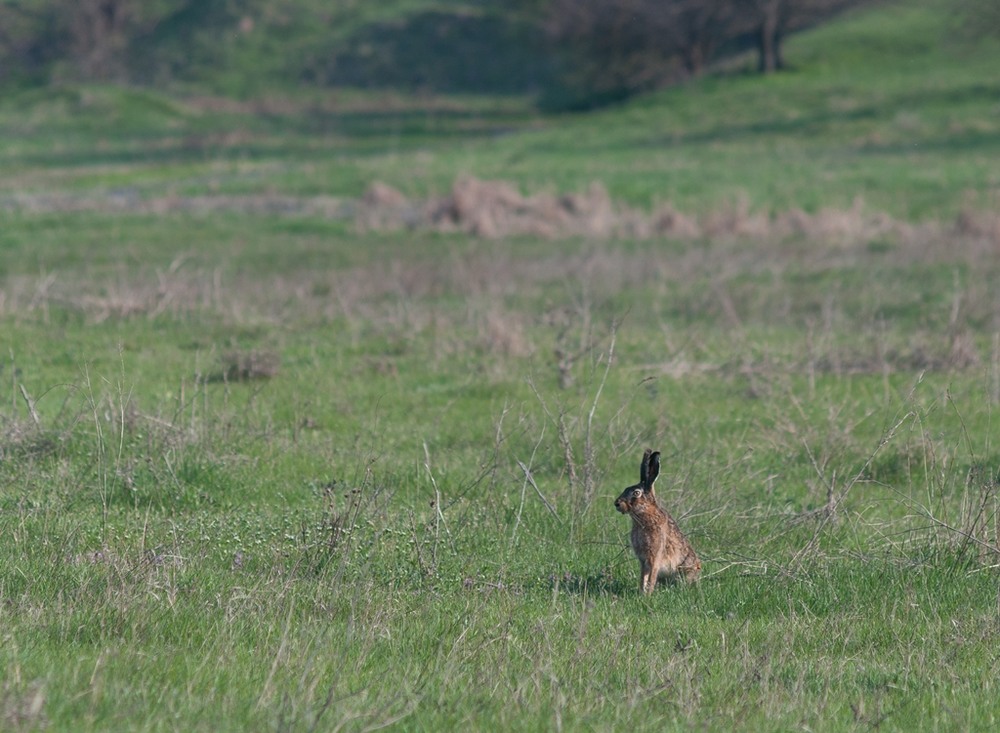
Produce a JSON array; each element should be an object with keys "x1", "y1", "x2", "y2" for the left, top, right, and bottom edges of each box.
[
  {"x1": 640, "y1": 449, "x2": 654, "y2": 486},
  {"x1": 646, "y1": 451, "x2": 661, "y2": 489}
]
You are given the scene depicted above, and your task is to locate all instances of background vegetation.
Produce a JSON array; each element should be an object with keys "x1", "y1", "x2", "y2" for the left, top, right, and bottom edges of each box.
[
  {"x1": 1, "y1": 0, "x2": 999, "y2": 730},
  {"x1": 1, "y1": 0, "x2": 995, "y2": 102}
]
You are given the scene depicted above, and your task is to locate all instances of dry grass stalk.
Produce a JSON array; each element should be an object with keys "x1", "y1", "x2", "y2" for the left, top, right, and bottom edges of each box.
[{"x1": 0, "y1": 681, "x2": 47, "y2": 731}]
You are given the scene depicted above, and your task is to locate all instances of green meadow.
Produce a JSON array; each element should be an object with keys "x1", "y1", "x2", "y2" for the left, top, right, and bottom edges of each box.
[{"x1": 2, "y1": 1, "x2": 1000, "y2": 730}]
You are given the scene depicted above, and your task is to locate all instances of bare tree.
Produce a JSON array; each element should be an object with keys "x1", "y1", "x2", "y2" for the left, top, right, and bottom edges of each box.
[
  {"x1": 670, "y1": 0, "x2": 742, "y2": 76},
  {"x1": 748, "y1": 0, "x2": 787, "y2": 72},
  {"x1": 737, "y1": 0, "x2": 880, "y2": 73},
  {"x1": 0, "y1": 2, "x2": 65, "y2": 80},
  {"x1": 542, "y1": 0, "x2": 882, "y2": 100},
  {"x1": 956, "y1": 0, "x2": 1000, "y2": 41},
  {"x1": 543, "y1": 0, "x2": 741, "y2": 102},
  {"x1": 0, "y1": 0, "x2": 144, "y2": 82},
  {"x1": 69, "y1": 0, "x2": 136, "y2": 79}
]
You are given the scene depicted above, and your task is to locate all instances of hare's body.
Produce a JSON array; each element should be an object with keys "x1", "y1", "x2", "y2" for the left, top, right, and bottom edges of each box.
[{"x1": 615, "y1": 450, "x2": 700, "y2": 593}]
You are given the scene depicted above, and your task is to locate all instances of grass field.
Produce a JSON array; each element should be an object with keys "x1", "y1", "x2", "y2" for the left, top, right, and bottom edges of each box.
[{"x1": 2, "y1": 1, "x2": 1000, "y2": 731}]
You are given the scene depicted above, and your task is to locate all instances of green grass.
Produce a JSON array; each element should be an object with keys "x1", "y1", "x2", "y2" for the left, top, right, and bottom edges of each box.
[
  {"x1": 3, "y1": 210, "x2": 999, "y2": 731},
  {"x1": 3, "y1": 1, "x2": 1000, "y2": 730}
]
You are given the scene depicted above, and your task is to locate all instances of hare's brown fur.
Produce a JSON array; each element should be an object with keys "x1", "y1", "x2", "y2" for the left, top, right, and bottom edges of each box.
[{"x1": 615, "y1": 449, "x2": 700, "y2": 593}]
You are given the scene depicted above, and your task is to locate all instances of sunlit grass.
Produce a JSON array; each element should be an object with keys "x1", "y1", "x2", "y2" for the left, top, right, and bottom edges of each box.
[{"x1": 2, "y1": 207, "x2": 999, "y2": 730}]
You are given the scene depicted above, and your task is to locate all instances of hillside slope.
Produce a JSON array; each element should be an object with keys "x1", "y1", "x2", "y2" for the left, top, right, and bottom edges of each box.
[{"x1": 0, "y1": 0, "x2": 996, "y2": 221}]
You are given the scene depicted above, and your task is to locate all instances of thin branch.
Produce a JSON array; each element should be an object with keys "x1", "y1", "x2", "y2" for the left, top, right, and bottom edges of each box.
[
  {"x1": 517, "y1": 460, "x2": 561, "y2": 523},
  {"x1": 19, "y1": 384, "x2": 41, "y2": 428}
]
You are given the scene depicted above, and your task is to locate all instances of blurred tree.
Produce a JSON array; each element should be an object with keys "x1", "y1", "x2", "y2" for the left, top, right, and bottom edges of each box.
[
  {"x1": 68, "y1": 0, "x2": 136, "y2": 79},
  {"x1": 738, "y1": 0, "x2": 880, "y2": 74},
  {"x1": 542, "y1": 0, "x2": 741, "y2": 105},
  {"x1": 0, "y1": 0, "x2": 245, "y2": 84},
  {"x1": 122, "y1": 0, "x2": 249, "y2": 86},
  {"x1": 538, "y1": 0, "x2": 880, "y2": 105},
  {"x1": 0, "y1": 1, "x2": 64, "y2": 82},
  {"x1": 956, "y1": 0, "x2": 1000, "y2": 40}
]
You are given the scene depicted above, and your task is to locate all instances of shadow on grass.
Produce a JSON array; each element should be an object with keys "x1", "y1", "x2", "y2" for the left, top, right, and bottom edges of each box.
[
  {"x1": 544, "y1": 569, "x2": 630, "y2": 596},
  {"x1": 525, "y1": 566, "x2": 723, "y2": 599}
]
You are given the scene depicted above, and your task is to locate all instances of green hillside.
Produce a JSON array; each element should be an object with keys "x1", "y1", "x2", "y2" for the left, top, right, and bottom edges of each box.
[{"x1": 0, "y1": 0, "x2": 996, "y2": 220}]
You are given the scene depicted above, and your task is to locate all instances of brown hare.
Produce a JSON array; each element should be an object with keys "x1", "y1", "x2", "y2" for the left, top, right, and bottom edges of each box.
[{"x1": 614, "y1": 449, "x2": 700, "y2": 593}]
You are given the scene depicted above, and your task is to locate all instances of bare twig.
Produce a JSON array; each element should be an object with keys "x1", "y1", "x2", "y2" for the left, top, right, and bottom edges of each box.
[
  {"x1": 511, "y1": 424, "x2": 547, "y2": 546},
  {"x1": 517, "y1": 460, "x2": 561, "y2": 523},
  {"x1": 18, "y1": 384, "x2": 40, "y2": 428},
  {"x1": 583, "y1": 325, "x2": 616, "y2": 506},
  {"x1": 789, "y1": 410, "x2": 914, "y2": 572}
]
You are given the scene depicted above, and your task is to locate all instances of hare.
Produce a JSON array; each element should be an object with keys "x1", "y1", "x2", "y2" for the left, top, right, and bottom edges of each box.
[{"x1": 615, "y1": 449, "x2": 700, "y2": 593}]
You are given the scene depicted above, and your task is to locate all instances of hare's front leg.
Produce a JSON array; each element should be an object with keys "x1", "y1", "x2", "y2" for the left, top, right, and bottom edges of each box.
[
  {"x1": 640, "y1": 559, "x2": 660, "y2": 594},
  {"x1": 639, "y1": 559, "x2": 653, "y2": 593}
]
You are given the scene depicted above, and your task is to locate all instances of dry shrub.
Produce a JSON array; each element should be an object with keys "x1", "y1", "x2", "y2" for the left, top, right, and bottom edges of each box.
[
  {"x1": 426, "y1": 176, "x2": 619, "y2": 239},
  {"x1": 700, "y1": 194, "x2": 772, "y2": 239},
  {"x1": 355, "y1": 177, "x2": 998, "y2": 249},
  {"x1": 958, "y1": 465, "x2": 1000, "y2": 565},
  {"x1": 0, "y1": 417, "x2": 58, "y2": 461},
  {"x1": 6, "y1": 267, "x2": 232, "y2": 324},
  {"x1": 806, "y1": 330, "x2": 982, "y2": 376},
  {"x1": 72, "y1": 283, "x2": 188, "y2": 321},
  {"x1": 774, "y1": 198, "x2": 909, "y2": 243},
  {"x1": 0, "y1": 681, "x2": 47, "y2": 732},
  {"x1": 651, "y1": 202, "x2": 701, "y2": 239},
  {"x1": 955, "y1": 206, "x2": 1000, "y2": 241},
  {"x1": 481, "y1": 306, "x2": 534, "y2": 359},
  {"x1": 944, "y1": 332, "x2": 982, "y2": 370},
  {"x1": 219, "y1": 349, "x2": 281, "y2": 381},
  {"x1": 358, "y1": 177, "x2": 625, "y2": 239},
  {"x1": 355, "y1": 181, "x2": 419, "y2": 231},
  {"x1": 430, "y1": 177, "x2": 525, "y2": 238}
]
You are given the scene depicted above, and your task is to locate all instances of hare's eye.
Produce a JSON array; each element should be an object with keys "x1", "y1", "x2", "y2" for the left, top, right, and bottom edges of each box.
[{"x1": 632, "y1": 488, "x2": 643, "y2": 499}]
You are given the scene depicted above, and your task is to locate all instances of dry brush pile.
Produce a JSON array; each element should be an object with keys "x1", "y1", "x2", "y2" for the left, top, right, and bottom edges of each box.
[{"x1": 356, "y1": 176, "x2": 1000, "y2": 245}]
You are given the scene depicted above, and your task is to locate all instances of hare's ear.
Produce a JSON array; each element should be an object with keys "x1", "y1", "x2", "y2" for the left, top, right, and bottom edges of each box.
[
  {"x1": 646, "y1": 451, "x2": 661, "y2": 489},
  {"x1": 639, "y1": 449, "x2": 653, "y2": 486}
]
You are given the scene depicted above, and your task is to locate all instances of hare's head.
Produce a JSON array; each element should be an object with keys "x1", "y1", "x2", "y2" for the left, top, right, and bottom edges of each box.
[{"x1": 614, "y1": 449, "x2": 659, "y2": 514}]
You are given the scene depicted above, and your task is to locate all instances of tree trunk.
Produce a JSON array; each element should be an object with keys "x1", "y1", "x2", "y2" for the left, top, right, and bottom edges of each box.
[
  {"x1": 682, "y1": 43, "x2": 704, "y2": 76},
  {"x1": 756, "y1": 0, "x2": 781, "y2": 73},
  {"x1": 71, "y1": 0, "x2": 134, "y2": 79}
]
